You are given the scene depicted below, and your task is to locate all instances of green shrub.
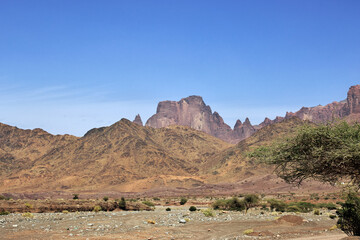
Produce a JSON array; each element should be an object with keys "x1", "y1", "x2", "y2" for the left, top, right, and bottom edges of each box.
[
  {"x1": 336, "y1": 192, "x2": 360, "y2": 236},
  {"x1": 93, "y1": 205, "x2": 102, "y2": 212},
  {"x1": 244, "y1": 194, "x2": 260, "y2": 212},
  {"x1": 118, "y1": 197, "x2": 126, "y2": 210},
  {"x1": 202, "y1": 208, "x2": 214, "y2": 217},
  {"x1": 103, "y1": 196, "x2": 109, "y2": 202},
  {"x1": 314, "y1": 209, "x2": 320, "y2": 215},
  {"x1": 317, "y1": 203, "x2": 337, "y2": 210},
  {"x1": 287, "y1": 202, "x2": 314, "y2": 213},
  {"x1": 286, "y1": 205, "x2": 302, "y2": 212},
  {"x1": 22, "y1": 212, "x2": 34, "y2": 218},
  {"x1": 212, "y1": 197, "x2": 245, "y2": 211},
  {"x1": 189, "y1": 206, "x2": 197, "y2": 212},
  {"x1": 212, "y1": 199, "x2": 228, "y2": 210},
  {"x1": 142, "y1": 201, "x2": 155, "y2": 207},
  {"x1": 73, "y1": 194, "x2": 79, "y2": 200},
  {"x1": 153, "y1": 197, "x2": 160, "y2": 201},
  {"x1": 24, "y1": 203, "x2": 33, "y2": 210},
  {"x1": 243, "y1": 229, "x2": 254, "y2": 235},
  {"x1": 180, "y1": 197, "x2": 187, "y2": 205},
  {"x1": 0, "y1": 211, "x2": 9, "y2": 215},
  {"x1": 329, "y1": 214, "x2": 337, "y2": 219},
  {"x1": 166, "y1": 207, "x2": 171, "y2": 211},
  {"x1": 267, "y1": 199, "x2": 287, "y2": 212}
]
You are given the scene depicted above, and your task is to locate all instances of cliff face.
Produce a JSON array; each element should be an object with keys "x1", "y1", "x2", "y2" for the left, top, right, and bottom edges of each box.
[
  {"x1": 284, "y1": 85, "x2": 360, "y2": 123},
  {"x1": 343, "y1": 85, "x2": 360, "y2": 115},
  {"x1": 146, "y1": 96, "x2": 254, "y2": 143},
  {"x1": 145, "y1": 85, "x2": 360, "y2": 143}
]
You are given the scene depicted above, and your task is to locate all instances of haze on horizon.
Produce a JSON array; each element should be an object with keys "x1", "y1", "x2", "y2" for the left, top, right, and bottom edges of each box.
[{"x1": 0, "y1": 0, "x2": 359, "y2": 136}]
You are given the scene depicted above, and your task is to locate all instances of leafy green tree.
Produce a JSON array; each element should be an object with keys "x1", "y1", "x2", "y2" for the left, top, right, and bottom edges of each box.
[
  {"x1": 251, "y1": 121, "x2": 360, "y2": 236},
  {"x1": 337, "y1": 192, "x2": 360, "y2": 236},
  {"x1": 251, "y1": 122, "x2": 360, "y2": 188}
]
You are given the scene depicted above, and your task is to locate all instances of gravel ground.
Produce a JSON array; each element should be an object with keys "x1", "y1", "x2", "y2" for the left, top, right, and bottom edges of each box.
[{"x1": 1, "y1": 206, "x2": 346, "y2": 240}]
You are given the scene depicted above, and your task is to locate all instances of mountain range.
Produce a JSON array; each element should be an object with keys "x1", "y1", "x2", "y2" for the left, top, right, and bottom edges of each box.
[
  {"x1": 140, "y1": 84, "x2": 360, "y2": 143},
  {"x1": 1, "y1": 84, "x2": 358, "y2": 197}
]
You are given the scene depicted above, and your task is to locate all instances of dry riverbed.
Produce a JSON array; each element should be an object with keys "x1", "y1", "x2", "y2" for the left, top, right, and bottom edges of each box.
[{"x1": 1, "y1": 206, "x2": 348, "y2": 240}]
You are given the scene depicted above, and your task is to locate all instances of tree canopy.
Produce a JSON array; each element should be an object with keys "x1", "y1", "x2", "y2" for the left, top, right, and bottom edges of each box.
[{"x1": 251, "y1": 121, "x2": 360, "y2": 188}]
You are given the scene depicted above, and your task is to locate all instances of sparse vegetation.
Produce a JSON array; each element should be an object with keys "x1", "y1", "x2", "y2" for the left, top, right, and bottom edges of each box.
[
  {"x1": 180, "y1": 197, "x2": 188, "y2": 205},
  {"x1": 316, "y1": 203, "x2": 337, "y2": 210},
  {"x1": 189, "y1": 206, "x2": 197, "y2": 211},
  {"x1": 202, "y1": 208, "x2": 214, "y2": 217},
  {"x1": 103, "y1": 196, "x2": 109, "y2": 202},
  {"x1": 142, "y1": 200, "x2": 155, "y2": 207},
  {"x1": 24, "y1": 203, "x2": 33, "y2": 210},
  {"x1": 0, "y1": 210, "x2": 9, "y2": 215},
  {"x1": 166, "y1": 207, "x2": 171, "y2": 211},
  {"x1": 73, "y1": 194, "x2": 79, "y2": 200},
  {"x1": 118, "y1": 197, "x2": 126, "y2": 210},
  {"x1": 0, "y1": 195, "x2": 9, "y2": 200},
  {"x1": 267, "y1": 199, "x2": 287, "y2": 212},
  {"x1": 244, "y1": 194, "x2": 260, "y2": 212},
  {"x1": 93, "y1": 205, "x2": 102, "y2": 212},
  {"x1": 243, "y1": 229, "x2": 254, "y2": 235},
  {"x1": 212, "y1": 197, "x2": 245, "y2": 211},
  {"x1": 314, "y1": 209, "x2": 320, "y2": 215},
  {"x1": 22, "y1": 212, "x2": 34, "y2": 218}
]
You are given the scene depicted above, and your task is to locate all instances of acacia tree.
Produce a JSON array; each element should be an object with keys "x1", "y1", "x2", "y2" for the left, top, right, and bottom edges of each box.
[
  {"x1": 251, "y1": 121, "x2": 360, "y2": 236},
  {"x1": 252, "y1": 121, "x2": 360, "y2": 188}
]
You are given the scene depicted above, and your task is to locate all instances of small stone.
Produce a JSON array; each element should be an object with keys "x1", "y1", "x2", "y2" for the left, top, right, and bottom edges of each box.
[
  {"x1": 12, "y1": 225, "x2": 18, "y2": 228},
  {"x1": 179, "y1": 219, "x2": 186, "y2": 224}
]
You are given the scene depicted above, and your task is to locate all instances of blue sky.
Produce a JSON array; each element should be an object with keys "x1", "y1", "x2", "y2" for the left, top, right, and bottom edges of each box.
[{"x1": 0, "y1": 0, "x2": 359, "y2": 136}]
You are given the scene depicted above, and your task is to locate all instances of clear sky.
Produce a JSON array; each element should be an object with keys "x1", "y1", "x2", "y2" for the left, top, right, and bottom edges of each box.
[{"x1": 0, "y1": 0, "x2": 359, "y2": 136}]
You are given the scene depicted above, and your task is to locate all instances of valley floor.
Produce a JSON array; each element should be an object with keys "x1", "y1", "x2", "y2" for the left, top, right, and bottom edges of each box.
[{"x1": 2, "y1": 206, "x2": 347, "y2": 240}]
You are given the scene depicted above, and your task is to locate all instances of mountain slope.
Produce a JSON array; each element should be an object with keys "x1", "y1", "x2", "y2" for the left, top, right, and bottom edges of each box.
[
  {"x1": 0, "y1": 119, "x2": 231, "y2": 193},
  {"x1": 202, "y1": 117, "x2": 313, "y2": 182},
  {"x1": 0, "y1": 123, "x2": 78, "y2": 176}
]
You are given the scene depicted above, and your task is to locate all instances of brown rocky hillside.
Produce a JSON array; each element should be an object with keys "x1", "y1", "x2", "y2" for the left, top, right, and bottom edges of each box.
[
  {"x1": 0, "y1": 119, "x2": 231, "y2": 194},
  {"x1": 0, "y1": 123, "x2": 77, "y2": 176}
]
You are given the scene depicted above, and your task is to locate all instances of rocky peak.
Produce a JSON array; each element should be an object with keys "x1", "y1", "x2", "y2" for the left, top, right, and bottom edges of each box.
[
  {"x1": 181, "y1": 95, "x2": 205, "y2": 105},
  {"x1": 146, "y1": 96, "x2": 235, "y2": 143},
  {"x1": 244, "y1": 117, "x2": 252, "y2": 125},
  {"x1": 345, "y1": 85, "x2": 360, "y2": 114},
  {"x1": 259, "y1": 117, "x2": 272, "y2": 128},
  {"x1": 133, "y1": 114, "x2": 143, "y2": 126},
  {"x1": 234, "y1": 120, "x2": 242, "y2": 129},
  {"x1": 233, "y1": 117, "x2": 256, "y2": 142}
]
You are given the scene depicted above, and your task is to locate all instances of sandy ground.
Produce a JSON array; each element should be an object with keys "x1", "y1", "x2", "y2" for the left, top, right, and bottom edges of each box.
[{"x1": 2, "y1": 206, "x2": 347, "y2": 240}]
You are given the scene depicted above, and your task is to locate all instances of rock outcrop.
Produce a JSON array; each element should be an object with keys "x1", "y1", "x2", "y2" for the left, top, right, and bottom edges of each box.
[
  {"x1": 145, "y1": 85, "x2": 360, "y2": 143},
  {"x1": 233, "y1": 118, "x2": 256, "y2": 140},
  {"x1": 343, "y1": 85, "x2": 360, "y2": 115},
  {"x1": 145, "y1": 96, "x2": 254, "y2": 143},
  {"x1": 133, "y1": 114, "x2": 143, "y2": 126},
  {"x1": 284, "y1": 85, "x2": 360, "y2": 124}
]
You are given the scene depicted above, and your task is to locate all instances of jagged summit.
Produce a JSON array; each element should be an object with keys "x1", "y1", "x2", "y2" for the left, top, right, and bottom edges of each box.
[
  {"x1": 146, "y1": 96, "x2": 254, "y2": 143},
  {"x1": 133, "y1": 114, "x2": 143, "y2": 126}
]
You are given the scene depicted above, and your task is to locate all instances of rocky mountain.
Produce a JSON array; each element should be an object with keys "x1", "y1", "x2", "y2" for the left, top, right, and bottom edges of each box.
[
  {"x1": 144, "y1": 85, "x2": 360, "y2": 144},
  {"x1": 145, "y1": 96, "x2": 255, "y2": 143},
  {"x1": 284, "y1": 85, "x2": 360, "y2": 123},
  {"x1": 0, "y1": 119, "x2": 231, "y2": 193},
  {"x1": 0, "y1": 123, "x2": 77, "y2": 176}
]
